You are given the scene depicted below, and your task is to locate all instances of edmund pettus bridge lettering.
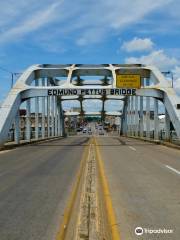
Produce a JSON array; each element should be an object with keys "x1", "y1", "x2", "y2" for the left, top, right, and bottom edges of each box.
[{"x1": 47, "y1": 88, "x2": 136, "y2": 96}]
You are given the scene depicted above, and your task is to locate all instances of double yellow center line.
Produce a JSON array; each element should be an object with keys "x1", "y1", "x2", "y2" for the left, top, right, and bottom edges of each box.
[{"x1": 56, "y1": 137, "x2": 121, "y2": 240}]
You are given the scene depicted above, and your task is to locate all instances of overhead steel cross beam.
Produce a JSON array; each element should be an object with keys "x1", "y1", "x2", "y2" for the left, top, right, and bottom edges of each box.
[{"x1": 0, "y1": 64, "x2": 180, "y2": 146}]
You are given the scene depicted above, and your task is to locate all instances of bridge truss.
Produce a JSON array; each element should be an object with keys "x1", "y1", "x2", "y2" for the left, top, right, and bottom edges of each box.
[{"x1": 0, "y1": 64, "x2": 179, "y2": 146}]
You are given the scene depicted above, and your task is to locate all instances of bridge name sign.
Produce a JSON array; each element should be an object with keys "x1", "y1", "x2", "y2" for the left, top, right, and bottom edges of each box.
[{"x1": 47, "y1": 88, "x2": 136, "y2": 96}]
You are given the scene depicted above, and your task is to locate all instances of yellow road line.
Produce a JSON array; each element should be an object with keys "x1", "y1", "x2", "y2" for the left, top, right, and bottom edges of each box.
[
  {"x1": 56, "y1": 140, "x2": 90, "y2": 240},
  {"x1": 94, "y1": 137, "x2": 121, "y2": 240}
]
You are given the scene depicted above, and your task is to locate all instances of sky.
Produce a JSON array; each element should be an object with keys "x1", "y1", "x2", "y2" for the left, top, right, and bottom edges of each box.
[{"x1": 0, "y1": 0, "x2": 180, "y2": 110}]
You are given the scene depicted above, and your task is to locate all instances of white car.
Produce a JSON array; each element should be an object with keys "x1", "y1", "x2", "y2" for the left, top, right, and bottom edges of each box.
[{"x1": 83, "y1": 128, "x2": 87, "y2": 133}]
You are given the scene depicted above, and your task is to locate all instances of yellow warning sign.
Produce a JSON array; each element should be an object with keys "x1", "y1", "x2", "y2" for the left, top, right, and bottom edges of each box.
[{"x1": 116, "y1": 74, "x2": 141, "y2": 88}]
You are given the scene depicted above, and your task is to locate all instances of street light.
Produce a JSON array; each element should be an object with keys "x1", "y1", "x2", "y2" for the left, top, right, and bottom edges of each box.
[
  {"x1": 0, "y1": 66, "x2": 21, "y2": 88},
  {"x1": 161, "y1": 71, "x2": 174, "y2": 88}
]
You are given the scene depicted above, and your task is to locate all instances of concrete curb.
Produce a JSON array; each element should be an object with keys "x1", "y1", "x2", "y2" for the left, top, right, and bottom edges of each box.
[
  {"x1": 0, "y1": 136, "x2": 65, "y2": 151},
  {"x1": 124, "y1": 135, "x2": 180, "y2": 150}
]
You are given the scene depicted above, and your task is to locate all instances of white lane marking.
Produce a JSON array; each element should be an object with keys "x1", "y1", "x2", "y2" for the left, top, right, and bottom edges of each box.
[
  {"x1": 165, "y1": 165, "x2": 180, "y2": 175},
  {"x1": 129, "y1": 146, "x2": 136, "y2": 151}
]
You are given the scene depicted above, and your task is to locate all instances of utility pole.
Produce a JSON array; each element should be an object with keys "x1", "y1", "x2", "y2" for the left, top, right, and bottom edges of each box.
[
  {"x1": 0, "y1": 66, "x2": 21, "y2": 88},
  {"x1": 162, "y1": 71, "x2": 174, "y2": 88}
]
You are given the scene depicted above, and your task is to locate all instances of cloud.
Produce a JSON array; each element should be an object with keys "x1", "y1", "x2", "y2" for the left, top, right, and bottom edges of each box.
[
  {"x1": 173, "y1": 66, "x2": 180, "y2": 94},
  {"x1": 125, "y1": 50, "x2": 179, "y2": 70},
  {"x1": 121, "y1": 37, "x2": 154, "y2": 52},
  {"x1": 74, "y1": 0, "x2": 172, "y2": 46},
  {"x1": 76, "y1": 28, "x2": 106, "y2": 46},
  {"x1": 0, "y1": 1, "x2": 64, "y2": 44},
  {"x1": 0, "y1": 0, "x2": 174, "y2": 47},
  {"x1": 125, "y1": 47, "x2": 180, "y2": 95}
]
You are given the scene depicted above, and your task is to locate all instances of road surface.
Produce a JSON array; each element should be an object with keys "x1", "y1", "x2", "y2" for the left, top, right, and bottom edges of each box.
[
  {"x1": 0, "y1": 136, "x2": 89, "y2": 240},
  {"x1": 0, "y1": 135, "x2": 179, "y2": 240},
  {"x1": 96, "y1": 136, "x2": 180, "y2": 240}
]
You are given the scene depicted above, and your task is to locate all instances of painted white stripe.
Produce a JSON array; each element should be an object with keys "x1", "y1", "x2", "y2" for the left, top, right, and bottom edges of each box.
[
  {"x1": 129, "y1": 146, "x2": 136, "y2": 151},
  {"x1": 165, "y1": 165, "x2": 180, "y2": 175}
]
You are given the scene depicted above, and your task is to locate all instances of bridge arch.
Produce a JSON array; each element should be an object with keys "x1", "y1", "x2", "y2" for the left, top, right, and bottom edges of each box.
[{"x1": 0, "y1": 64, "x2": 179, "y2": 146}]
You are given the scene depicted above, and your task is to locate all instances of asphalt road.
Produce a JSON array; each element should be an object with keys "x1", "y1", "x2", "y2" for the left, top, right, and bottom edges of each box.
[
  {"x1": 96, "y1": 136, "x2": 180, "y2": 240},
  {"x1": 0, "y1": 136, "x2": 89, "y2": 240},
  {"x1": 0, "y1": 135, "x2": 179, "y2": 240}
]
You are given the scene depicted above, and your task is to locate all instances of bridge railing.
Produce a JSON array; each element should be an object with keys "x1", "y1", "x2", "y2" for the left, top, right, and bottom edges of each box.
[
  {"x1": 0, "y1": 72, "x2": 65, "y2": 146},
  {"x1": 121, "y1": 71, "x2": 180, "y2": 144}
]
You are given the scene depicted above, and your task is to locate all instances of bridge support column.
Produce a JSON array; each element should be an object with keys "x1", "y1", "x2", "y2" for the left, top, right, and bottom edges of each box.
[
  {"x1": 26, "y1": 99, "x2": 31, "y2": 142},
  {"x1": 139, "y1": 96, "x2": 144, "y2": 138},
  {"x1": 139, "y1": 78, "x2": 144, "y2": 138},
  {"x1": 47, "y1": 78, "x2": 51, "y2": 138},
  {"x1": 121, "y1": 100, "x2": 128, "y2": 136},
  {"x1": 57, "y1": 104, "x2": 61, "y2": 136},
  {"x1": 41, "y1": 78, "x2": 45, "y2": 139},
  {"x1": 131, "y1": 96, "x2": 135, "y2": 136},
  {"x1": 14, "y1": 110, "x2": 20, "y2": 144},
  {"x1": 146, "y1": 97, "x2": 151, "y2": 139},
  {"x1": 61, "y1": 103, "x2": 65, "y2": 137},
  {"x1": 135, "y1": 96, "x2": 139, "y2": 137},
  {"x1": 127, "y1": 98, "x2": 130, "y2": 136},
  {"x1": 146, "y1": 78, "x2": 150, "y2": 139},
  {"x1": 129, "y1": 96, "x2": 131, "y2": 136},
  {"x1": 54, "y1": 96, "x2": 58, "y2": 136},
  {"x1": 154, "y1": 98, "x2": 159, "y2": 140},
  {"x1": 165, "y1": 109, "x2": 170, "y2": 141},
  {"x1": 129, "y1": 96, "x2": 132, "y2": 136},
  {"x1": 35, "y1": 79, "x2": 39, "y2": 140},
  {"x1": 101, "y1": 96, "x2": 106, "y2": 123},
  {"x1": 51, "y1": 96, "x2": 55, "y2": 137}
]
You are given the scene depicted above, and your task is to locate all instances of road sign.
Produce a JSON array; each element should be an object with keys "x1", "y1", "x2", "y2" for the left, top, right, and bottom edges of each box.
[{"x1": 116, "y1": 74, "x2": 141, "y2": 88}]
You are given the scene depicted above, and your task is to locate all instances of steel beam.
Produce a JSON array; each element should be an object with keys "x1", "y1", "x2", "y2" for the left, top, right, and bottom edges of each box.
[
  {"x1": 139, "y1": 96, "x2": 144, "y2": 138},
  {"x1": 47, "y1": 78, "x2": 51, "y2": 137},
  {"x1": 135, "y1": 96, "x2": 139, "y2": 137},
  {"x1": 21, "y1": 87, "x2": 164, "y2": 100},
  {"x1": 127, "y1": 97, "x2": 130, "y2": 136},
  {"x1": 154, "y1": 98, "x2": 159, "y2": 140},
  {"x1": 131, "y1": 96, "x2": 134, "y2": 136},
  {"x1": 165, "y1": 109, "x2": 170, "y2": 141},
  {"x1": 26, "y1": 99, "x2": 31, "y2": 142},
  {"x1": 0, "y1": 64, "x2": 180, "y2": 147},
  {"x1": 41, "y1": 78, "x2": 45, "y2": 139},
  {"x1": 54, "y1": 96, "x2": 58, "y2": 136},
  {"x1": 139, "y1": 78, "x2": 144, "y2": 138},
  {"x1": 35, "y1": 79, "x2": 39, "y2": 140},
  {"x1": 146, "y1": 78, "x2": 150, "y2": 139},
  {"x1": 163, "y1": 91, "x2": 180, "y2": 138},
  {"x1": 59, "y1": 102, "x2": 64, "y2": 136},
  {"x1": 57, "y1": 103, "x2": 61, "y2": 136},
  {"x1": 51, "y1": 96, "x2": 55, "y2": 137},
  {"x1": 14, "y1": 110, "x2": 20, "y2": 144}
]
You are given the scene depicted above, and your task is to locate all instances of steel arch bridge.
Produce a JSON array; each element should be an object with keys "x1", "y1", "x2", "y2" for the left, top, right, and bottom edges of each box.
[{"x1": 0, "y1": 64, "x2": 180, "y2": 146}]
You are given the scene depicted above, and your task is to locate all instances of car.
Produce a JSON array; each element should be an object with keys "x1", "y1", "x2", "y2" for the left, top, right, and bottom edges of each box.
[
  {"x1": 88, "y1": 130, "x2": 92, "y2": 135},
  {"x1": 76, "y1": 128, "x2": 82, "y2": 132},
  {"x1": 83, "y1": 128, "x2": 87, "y2": 133},
  {"x1": 99, "y1": 130, "x2": 104, "y2": 135}
]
